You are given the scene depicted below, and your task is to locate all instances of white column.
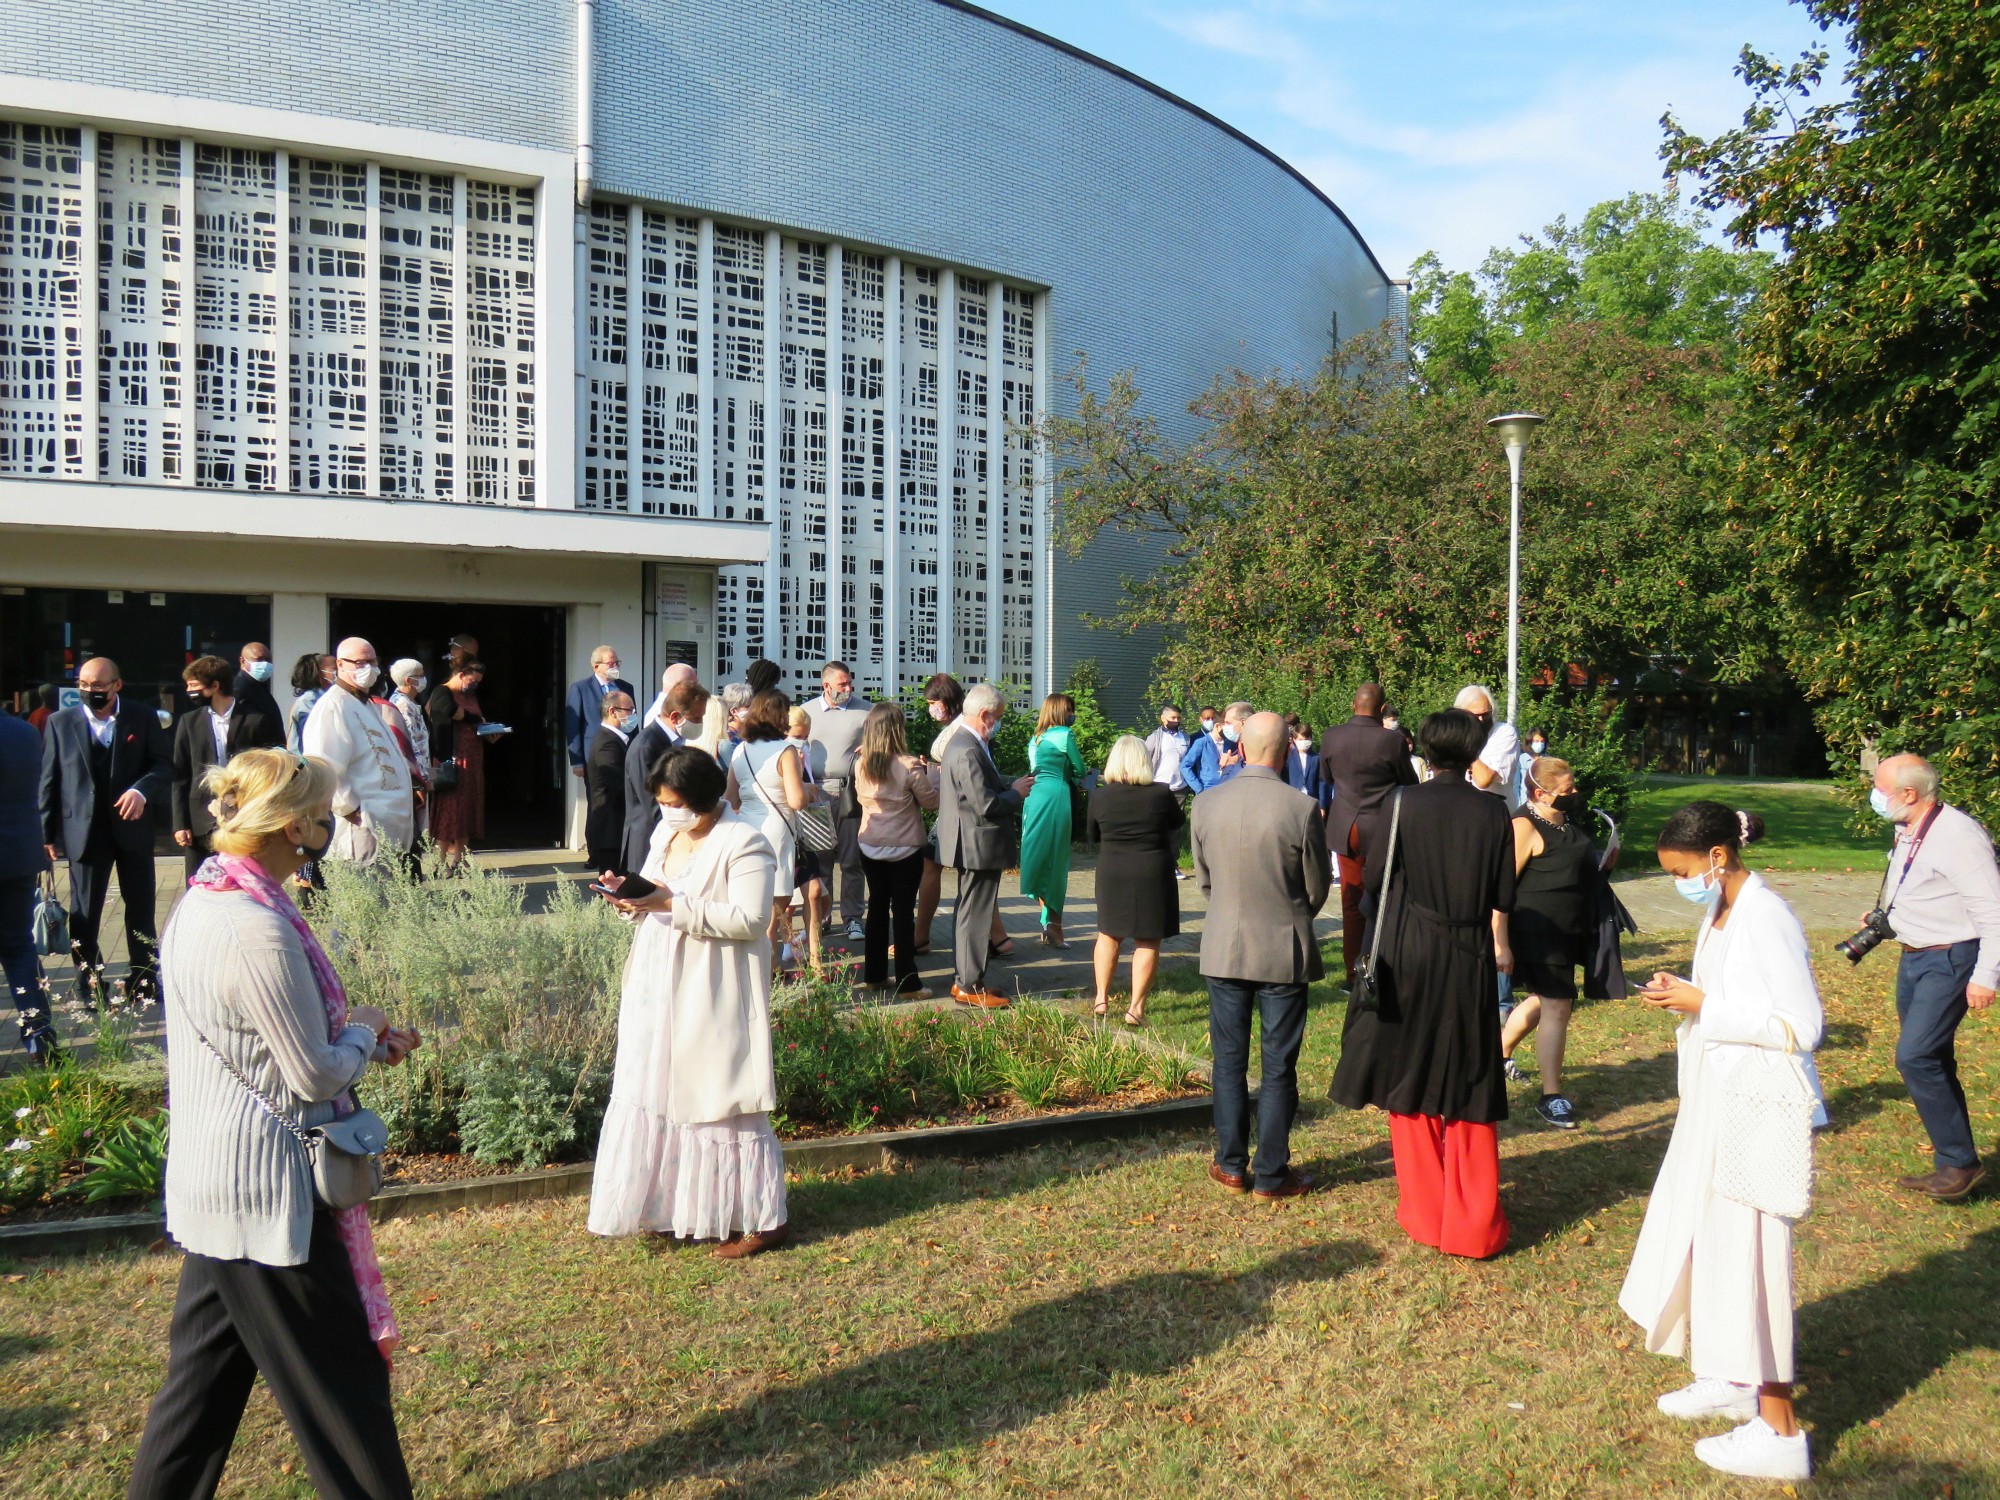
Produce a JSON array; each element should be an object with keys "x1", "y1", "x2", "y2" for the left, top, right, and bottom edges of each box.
[
  {"x1": 451, "y1": 174, "x2": 468, "y2": 504},
  {"x1": 273, "y1": 150, "x2": 289, "y2": 494},
  {"x1": 883, "y1": 255, "x2": 902, "y2": 695},
  {"x1": 696, "y1": 215, "x2": 716, "y2": 518},
  {"x1": 538, "y1": 178, "x2": 577, "y2": 509},
  {"x1": 270, "y1": 590, "x2": 329, "y2": 720},
  {"x1": 761, "y1": 229, "x2": 782, "y2": 662},
  {"x1": 78, "y1": 126, "x2": 99, "y2": 481},
  {"x1": 363, "y1": 161, "x2": 381, "y2": 496},
  {"x1": 1032, "y1": 288, "x2": 1053, "y2": 699},
  {"x1": 825, "y1": 241, "x2": 843, "y2": 667},
  {"x1": 625, "y1": 202, "x2": 643, "y2": 512},
  {"x1": 986, "y1": 278, "x2": 1004, "y2": 682},
  {"x1": 176, "y1": 137, "x2": 195, "y2": 487},
  {"x1": 937, "y1": 268, "x2": 957, "y2": 676}
]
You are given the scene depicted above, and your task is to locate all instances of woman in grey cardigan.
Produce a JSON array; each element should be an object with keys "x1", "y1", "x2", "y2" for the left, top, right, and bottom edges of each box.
[{"x1": 128, "y1": 749, "x2": 420, "y2": 1500}]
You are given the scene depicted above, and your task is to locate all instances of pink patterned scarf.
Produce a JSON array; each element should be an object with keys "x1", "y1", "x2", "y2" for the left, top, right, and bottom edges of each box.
[{"x1": 191, "y1": 853, "x2": 399, "y2": 1361}]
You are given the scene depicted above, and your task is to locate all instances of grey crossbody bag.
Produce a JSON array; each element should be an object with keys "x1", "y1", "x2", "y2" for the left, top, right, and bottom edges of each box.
[{"x1": 192, "y1": 1020, "x2": 387, "y2": 1210}]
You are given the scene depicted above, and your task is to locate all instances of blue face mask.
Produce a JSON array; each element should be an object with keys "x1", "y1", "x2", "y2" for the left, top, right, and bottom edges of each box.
[
  {"x1": 620, "y1": 712, "x2": 640, "y2": 734},
  {"x1": 1222, "y1": 724, "x2": 1240, "y2": 744},
  {"x1": 245, "y1": 660, "x2": 274, "y2": 683},
  {"x1": 1869, "y1": 787, "x2": 1898, "y2": 820},
  {"x1": 1673, "y1": 862, "x2": 1724, "y2": 909}
]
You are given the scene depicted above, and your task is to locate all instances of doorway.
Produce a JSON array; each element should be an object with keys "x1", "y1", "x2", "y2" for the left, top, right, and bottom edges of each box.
[{"x1": 328, "y1": 598, "x2": 566, "y2": 849}]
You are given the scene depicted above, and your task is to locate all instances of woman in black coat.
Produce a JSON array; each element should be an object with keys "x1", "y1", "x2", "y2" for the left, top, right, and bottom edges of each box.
[
  {"x1": 1330, "y1": 708, "x2": 1516, "y2": 1259},
  {"x1": 1084, "y1": 735, "x2": 1184, "y2": 1026}
]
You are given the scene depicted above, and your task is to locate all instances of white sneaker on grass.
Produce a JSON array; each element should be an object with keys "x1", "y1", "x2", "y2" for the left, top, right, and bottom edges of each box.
[
  {"x1": 1694, "y1": 1417, "x2": 1811, "y2": 1480},
  {"x1": 1657, "y1": 1378, "x2": 1759, "y2": 1422}
]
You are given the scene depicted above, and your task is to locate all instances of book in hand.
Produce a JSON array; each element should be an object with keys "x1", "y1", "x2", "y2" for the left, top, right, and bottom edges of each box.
[{"x1": 475, "y1": 722, "x2": 512, "y2": 738}]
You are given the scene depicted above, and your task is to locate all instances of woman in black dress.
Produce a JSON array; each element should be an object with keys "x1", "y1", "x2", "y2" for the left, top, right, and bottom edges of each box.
[
  {"x1": 1330, "y1": 708, "x2": 1516, "y2": 1259},
  {"x1": 1085, "y1": 734, "x2": 1183, "y2": 1026},
  {"x1": 1499, "y1": 756, "x2": 1609, "y2": 1129}
]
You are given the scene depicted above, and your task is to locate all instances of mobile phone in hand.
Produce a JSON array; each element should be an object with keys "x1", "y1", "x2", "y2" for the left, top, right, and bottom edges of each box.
[{"x1": 593, "y1": 873, "x2": 658, "y2": 900}]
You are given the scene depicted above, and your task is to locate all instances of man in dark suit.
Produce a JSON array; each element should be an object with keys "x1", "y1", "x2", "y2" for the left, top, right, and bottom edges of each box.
[
  {"x1": 620, "y1": 674, "x2": 705, "y2": 875},
  {"x1": 586, "y1": 689, "x2": 636, "y2": 876},
  {"x1": 171, "y1": 655, "x2": 285, "y2": 880},
  {"x1": 38, "y1": 657, "x2": 173, "y2": 1000},
  {"x1": 1, "y1": 710, "x2": 57, "y2": 1060},
  {"x1": 935, "y1": 684, "x2": 1034, "y2": 1009},
  {"x1": 1318, "y1": 682, "x2": 1418, "y2": 979},
  {"x1": 1193, "y1": 711, "x2": 1331, "y2": 1202},
  {"x1": 565, "y1": 645, "x2": 638, "y2": 784},
  {"x1": 231, "y1": 640, "x2": 283, "y2": 724}
]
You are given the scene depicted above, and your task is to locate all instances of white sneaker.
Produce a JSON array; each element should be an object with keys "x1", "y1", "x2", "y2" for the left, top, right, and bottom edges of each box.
[
  {"x1": 1656, "y1": 1377, "x2": 1759, "y2": 1422},
  {"x1": 1693, "y1": 1417, "x2": 1811, "y2": 1480}
]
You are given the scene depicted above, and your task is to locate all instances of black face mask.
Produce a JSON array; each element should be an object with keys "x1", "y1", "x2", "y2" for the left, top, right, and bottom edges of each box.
[
  {"x1": 82, "y1": 688, "x2": 113, "y2": 711},
  {"x1": 1553, "y1": 791, "x2": 1586, "y2": 816},
  {"x1": 301, "y1": 816, "x2": 336, "y2": 857}
]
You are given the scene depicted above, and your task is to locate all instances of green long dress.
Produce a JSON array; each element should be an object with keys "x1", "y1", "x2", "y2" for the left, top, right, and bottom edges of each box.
[{"x1": 1019, "y1": 725, "x2": 1086, "y2": 920}]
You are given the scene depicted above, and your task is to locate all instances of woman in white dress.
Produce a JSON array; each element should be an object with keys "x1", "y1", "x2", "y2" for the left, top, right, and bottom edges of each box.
[
  {"x1": 725, "y1": 689, "x2": 818, "y2": 969},
  {"x1": 588, "y1": 745, "x2": 789, "y2": 1258},
  {"x1": 1620, "y1": 802, "x2": 1821, "y2": 1481}
]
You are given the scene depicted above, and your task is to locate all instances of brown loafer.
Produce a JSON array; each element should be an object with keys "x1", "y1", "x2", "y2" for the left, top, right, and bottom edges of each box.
[
  {"x1": 713, "y1": 1223, "x2": 790, "y2": 1259},
  {"x1": 1252, "y1": 1169, "x2": 1319, "y2": 1202},
  {"x1": 1208, "y1": 1163, "x2": 1248, "y2": 1194},
  {"x1": 1897, "y1": 1164, "x2": 1986, "y2": 1202},
  {"x1": 951, "y1": 984, "x2": 1011, "y2": 1009}
]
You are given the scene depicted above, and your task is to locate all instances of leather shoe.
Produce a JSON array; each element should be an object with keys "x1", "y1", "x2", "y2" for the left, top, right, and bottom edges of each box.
[
  {"x1": 1208, "y1": 1163, "x2": 1247, "y2": 1194},
  {"x1": 1252, "y1": 1169, "x2": 1319, "y2": 1202},
  {"x1": 951, "y1": 984, "x2": 1011, "y2": 1009},
  {"x1": 713, "y1": 1222, "x2": 790, "y2": 1259},
  {"x1": 1897, "y1": 1164, "x2": 1986, "y2": 1202}
]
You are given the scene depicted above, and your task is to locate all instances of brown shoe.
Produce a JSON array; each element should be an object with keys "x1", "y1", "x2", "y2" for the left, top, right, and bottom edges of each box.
[
  {"x1": 713, "y1": 1223, "x2": 790, "y2": 1259},
  {"x1": 951, "y1": 984, "x2": 1011, "y2": 1009},
  {"x1": 1252, "y1": 1169, "x2": 1319, "y2": 1202},
  {"x1": 1208, "y1": 1163, "x2": 1248, "y2": 1194},
  {"x1": 893, "y1": 984, "x2": 933, "y2": 1002},
  {"x1": 1897, "y1": 1164, "x2": 1986, "y2": 1201}
]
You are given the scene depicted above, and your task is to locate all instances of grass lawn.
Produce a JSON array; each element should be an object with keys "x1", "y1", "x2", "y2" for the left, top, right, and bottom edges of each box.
[
  {"x1": 5, "y1": 933, "x2": 1997, "y2": 1498},
  {"x1": 1622, "y1": 776, "x2": 1887, "y2": 874}
]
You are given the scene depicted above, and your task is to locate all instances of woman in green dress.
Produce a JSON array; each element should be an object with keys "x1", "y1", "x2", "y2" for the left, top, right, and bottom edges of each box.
[{"x1": 1020, "y1": 693, "x2": 1086, "y2": 949}]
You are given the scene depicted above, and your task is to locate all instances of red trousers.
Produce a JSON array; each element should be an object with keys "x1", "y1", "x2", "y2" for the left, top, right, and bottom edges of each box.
[
  {"x1": 1336, "y1": 822, "x2": 1366, "y2": 976},
  {"x1": 1388, "y1": 1113, "x2": 1509, "y2": 1260}
]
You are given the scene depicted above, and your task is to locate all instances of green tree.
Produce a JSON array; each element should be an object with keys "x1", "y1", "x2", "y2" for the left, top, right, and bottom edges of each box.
[{"x1": 1665, "y1": 0, "x2": 2000, "y2": 818}]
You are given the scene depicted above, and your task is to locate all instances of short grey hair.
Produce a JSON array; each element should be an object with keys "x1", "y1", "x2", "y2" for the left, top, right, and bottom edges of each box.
[
  {"x1": 1102, "y1": 734, "x2": 1155, "y2": 786},
  {"x1": 1223, "y1": 700, "x2": 1253, "y2": 723},
  {"x1": 721, "y1": 681, "x2": 753, "y2": 713},
  {"x1": 963, "y1": 683, "x2": 1004, "y2": 717},
  {"x1": 1454, "y1": 684, "x2": 1495, "y2": 714},
  {"x1": 1888, "y1": 755, "x2": 1940, "y2": 800}
]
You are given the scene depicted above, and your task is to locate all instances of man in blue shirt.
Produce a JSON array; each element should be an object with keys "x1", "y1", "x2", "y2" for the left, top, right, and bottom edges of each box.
[{"x1": 1181, "y1": 701, "x2": 1251, "y2": 794}]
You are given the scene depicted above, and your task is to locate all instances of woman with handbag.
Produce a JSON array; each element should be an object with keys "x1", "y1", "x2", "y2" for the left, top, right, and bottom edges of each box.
[
  {"x1": 725, "y1": 689, "x2": 819, "y2": 970},
  {"x1": 129, "y1": 748, "x2": 420, "y2": 1500},
  {"x1": 1619, "y1": 802, "x2": 1822, "y2": 1482}
]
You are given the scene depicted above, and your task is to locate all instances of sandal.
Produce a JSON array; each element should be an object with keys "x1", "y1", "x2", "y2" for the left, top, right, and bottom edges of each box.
[
  {"x1": 1122, "y1": 1003, "x2": 1146, "y2": 1027},
  {"x1": 1092, "y1": 996, "x2": 1109, "y2": 1017},
  {"x1": 989, "y1": 938, "x2": 1016, "y2": 960}
]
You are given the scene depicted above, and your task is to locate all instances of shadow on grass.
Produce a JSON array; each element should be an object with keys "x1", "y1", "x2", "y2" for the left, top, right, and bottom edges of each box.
[
  {"x1": 1818, "y1": 1079, "x2": 1909, "y2": 1136},
  {"x1": 484, "y1": 1242, "x2": 1377, "y2": 1499},
  {"x1": 0, "y1": 1333, "x2": 65, "y2": 1449},
  {"x1": 1799, "y1": 1225, "x2": 2000, "y2": 1459},
  {"x1": 787, "y1": 1146, "x2": 1157, "y2": 1244}
]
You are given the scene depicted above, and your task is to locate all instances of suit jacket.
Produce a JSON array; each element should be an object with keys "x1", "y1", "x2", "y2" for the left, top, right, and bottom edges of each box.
[
  {"x1": 1282, "y1": 744, "x2": 1329, "y2": 808},
  {"x1": 934, "y1": 730, "x2": 1023, "y2": 872},
  {"x1": 0, "y1": 714, "x2": 52, "y2": 878},
  {"x1": 565, "y1": 674, "x2": 637, "y2": 768},
  {"x1": 1191, "y1": 765, "x2": 1331, "y2": 984},
  {"x1": 1179, "y1": 731, "x2": 1243, "y2": 795},
  {"x1": 38, "y1": 698, "x2": 173, "y2": 862},
  {"x1": 584, "y1": 724, "x2": 630, "y2": 860},
  {"x1": 1318, "y1": 714, "x2": 1418, "y2": 857},
  {"x1": 230, "y1": 670, "x2": 283, "y2": 727},
  {"x1": 171, "y1": 705, "x2": 285, "y2": 837},
  {"x1": 620, "y1": 721, "x2": 681, "y2": 875}
]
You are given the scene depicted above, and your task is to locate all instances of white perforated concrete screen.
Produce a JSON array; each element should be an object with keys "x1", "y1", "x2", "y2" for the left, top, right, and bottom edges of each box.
[
  {"x1": 0, "y1": 120, "x2": 536, "y2": 505},
  {"x1": 579, "y1": 200, "x2": 1041, "y2": 700}
]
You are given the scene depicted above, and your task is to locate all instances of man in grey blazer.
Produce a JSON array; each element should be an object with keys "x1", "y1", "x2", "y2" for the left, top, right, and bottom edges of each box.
[
  {"x1": 1192, "y1": 710, "x2": 1331, "y2": 1201},
  {"x1": 935, "y1": 684, "x2": 1033, "y2": 1008}
]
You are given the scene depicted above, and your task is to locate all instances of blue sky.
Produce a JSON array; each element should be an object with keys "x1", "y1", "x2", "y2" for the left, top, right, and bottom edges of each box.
[{"x1": 982, "y1": 0, "x2": 1838, "y2": 277}]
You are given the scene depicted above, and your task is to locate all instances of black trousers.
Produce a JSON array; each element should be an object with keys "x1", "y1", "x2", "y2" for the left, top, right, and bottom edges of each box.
[
  {"x1": 127, "y1": 1212, "x2": 414, "y2": 1500},
  {"x1": 861, "y1": 849, "x2": 926, "y2": 991},
  {"x1": 180, "y1": 834, "x2": 214, "y2": 885},
  {"x1": 586, "y1": 843, "x2": 622, "y2": 879},
  {"x1": 0, "y1": 872, "x2": 44, "y2": 1021},
  {"x1": 68, "y1": 841, "x2": 158, "y2": 976}
]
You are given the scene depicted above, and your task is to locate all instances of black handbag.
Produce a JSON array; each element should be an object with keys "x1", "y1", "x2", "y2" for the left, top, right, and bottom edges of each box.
[
  {"x1": 1345, "y1": 788, "x2": 1403, "y2": 1017},
  {"x1": 430, "y1": 759, "x2": 460, "y2": 792}
]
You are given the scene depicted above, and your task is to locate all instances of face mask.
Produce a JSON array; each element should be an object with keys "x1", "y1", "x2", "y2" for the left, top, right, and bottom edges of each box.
[
  {"x1": 1222, "y1": 725, "x2": 1240, "y2": 744},
  {"x1": 1554, "y1": 791, "x2": 1585, "y2": 816},
  {"x1": 346, "y1": 663, "x2": 380, "y2": 691},
  {"x1": 1164, "y1": 723, "x2": 1181, "y2": 735},
  {"x1": 1869, "y1": 787, "x2": 1905, "y2": 821},
  {"x1": 659, "y1": 804, "x2": 699, "y2": 832},
  {"x1": 827, "y1": 688, "x2": 852, "y2": 708},
  {"x1": 1382, "y1": 719, "x2": 1398, "y2": 732},
  {"x1": 620, "y1": 712, "x2": 640, "y2": 734},
  {"x1": 928, "y1": 701, "x2": 948, "y2": 723},
  {"x1": 246, "y1": 660, "x2": 274, "y2": 683},
  {"x1": 299, "y1": 816, "x2": 335, "y2": 857},
  {"x1": 82, "y1": 688, "x2": 113, "y2": 711},
  {"x1": 1200, "y1": 720, "x2": 1215, "y2": 733},
  {"x1": 1673, "y1": 861, "x2": 1724, "y2": 909},
  {"x1": 407, "y1": 677, "x2": 427, "y2": 695},
  {"x1": 186, "y1": 685, "x2": 205, "y2": 700},
  {"x1": 1530, "y1": 741, "x2": 1547, "y2": 755},
  {"x1": 596, "y1": 664, "x2": 618, "y2": 680}
]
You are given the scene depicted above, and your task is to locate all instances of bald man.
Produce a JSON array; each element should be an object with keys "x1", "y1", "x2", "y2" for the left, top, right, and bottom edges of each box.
[
  {"x1": 38, "y1": 656, "x2": 173, "y2": 1000},
  {"x1": 301, "y1": 637, "x2": 414, "y2": 867}
]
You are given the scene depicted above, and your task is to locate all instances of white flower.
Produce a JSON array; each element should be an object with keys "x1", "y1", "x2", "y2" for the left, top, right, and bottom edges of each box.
[
  {"x1": 5, "y1": 1139, "x2": 31, "y2": 1152},
  {"x1": 12, "y1": 1107, "x2": 29, "y2": 1120}
]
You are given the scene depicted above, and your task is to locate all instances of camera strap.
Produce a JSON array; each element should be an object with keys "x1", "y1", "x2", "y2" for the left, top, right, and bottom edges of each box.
[{"x1": 1879, "y1": 802, "x2": 1944, "y2": 917}]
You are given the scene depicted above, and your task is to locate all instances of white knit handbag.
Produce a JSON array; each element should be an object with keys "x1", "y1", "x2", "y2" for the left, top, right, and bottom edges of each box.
[{"x1": 1713, "y1": 1019, "x2": 1815, "y2": 1221}]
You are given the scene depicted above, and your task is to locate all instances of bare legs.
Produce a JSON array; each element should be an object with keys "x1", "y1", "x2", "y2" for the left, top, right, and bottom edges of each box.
[
  {"x1": 1500, "y1": 994, "x2": 1573, "y2": 1094},
  {"x1": 800, "y1": 877, "x2": 826, "y2": 969},
  {"x1": 1760, "y1": 1384, "x2": 1798, "y2": 1436},
  {"x1": 1090, "y1": 934, "x2": 1160, "y2": 1023}
]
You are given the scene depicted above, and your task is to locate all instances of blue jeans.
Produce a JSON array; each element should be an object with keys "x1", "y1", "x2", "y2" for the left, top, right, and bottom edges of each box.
[
  {"x1": 1895, "y1": 941, "x2": 1981, "y2": 1170},
  {"x1": 1207, "y1": 977, "x2": 1309, "y2": 1192}
]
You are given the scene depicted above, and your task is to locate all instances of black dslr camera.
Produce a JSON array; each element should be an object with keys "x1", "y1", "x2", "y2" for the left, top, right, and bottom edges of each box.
[{"x1": 1836, "y1": 908, "x2": 1896, "y2": 964}]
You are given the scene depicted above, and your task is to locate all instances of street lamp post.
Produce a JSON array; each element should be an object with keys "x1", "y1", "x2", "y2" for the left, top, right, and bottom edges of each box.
[{"x1": 1486, "y1": 412, "x2": 1544, "y2": 728}]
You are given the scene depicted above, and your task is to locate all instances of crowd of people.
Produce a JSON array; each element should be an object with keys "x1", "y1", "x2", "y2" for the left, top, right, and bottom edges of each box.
[{"x1": 5, "y1": 652, "x2": 2000, "y2": 1493}]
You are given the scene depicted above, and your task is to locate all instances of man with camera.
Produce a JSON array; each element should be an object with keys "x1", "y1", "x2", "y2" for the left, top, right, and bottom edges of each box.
[{"x1": 1851, "y1": 754, "x2": 2000, "y2": 1202}]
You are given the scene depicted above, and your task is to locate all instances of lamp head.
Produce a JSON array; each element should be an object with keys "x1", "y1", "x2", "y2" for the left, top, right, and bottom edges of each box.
[{"x1": 1486, "y1": 412, "x2": 1545, "y2": 451}]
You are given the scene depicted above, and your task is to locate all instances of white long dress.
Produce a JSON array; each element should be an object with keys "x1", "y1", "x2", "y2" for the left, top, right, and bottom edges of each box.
[
  {"x1": 587, "y1": 809, "x2": 788, "y2": 1240},
  {"x1": 1618, "y1": 875, "x2": 1825, "y2": 1386},
  {"x1": 733, "y1": 739, "x2": 798, "y2": 901}
]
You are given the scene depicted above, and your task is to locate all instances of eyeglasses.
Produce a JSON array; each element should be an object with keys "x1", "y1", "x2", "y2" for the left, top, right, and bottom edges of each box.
[{"x1": 336, "y1": 657, "x2": 374, "y2": 668}]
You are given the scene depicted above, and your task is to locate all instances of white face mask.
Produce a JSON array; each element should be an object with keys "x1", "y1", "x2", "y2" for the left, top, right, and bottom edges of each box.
[
  {"x1": 345, "y1": 663, "x2": 380, "y2": 692},
  {"x1": 659, "y1": 804, "x2": 699, "y2": 832}
]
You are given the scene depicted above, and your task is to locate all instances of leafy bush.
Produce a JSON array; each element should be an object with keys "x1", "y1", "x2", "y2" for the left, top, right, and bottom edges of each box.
[
  {"x1": 1519, "y1": 687, "x2": 1639, "y2": 825},
  {"x1": 996, "y1": 1054, "x2": 1064, "y2": 1110},
  {"x1": 458, "y1": 1053, "x2": 608, "y2": 1169},
  {"x1": 367, "y1": 1044, "x2": 462, "y2": 1156},
  {"x1": 78, "y1": 1114, "x2": 168, "y2": 1203},
  {"x1": 0, "y1": 1060, "x2": 159, "y2": 1209},
  {"x1": 1065, "y1": 1031, "x2": 1144, "y2": 1098}
]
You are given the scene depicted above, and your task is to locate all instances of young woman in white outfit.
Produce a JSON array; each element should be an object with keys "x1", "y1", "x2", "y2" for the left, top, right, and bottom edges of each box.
[
  {"x1": 1620, "y1": 802, "x2": 1821, "y2": 1481},
  {"x1": 588, "y1": 745, "x2": 788, "y2": 1258},
  {"x1": 725, "y1": 688, "x2": 816, "y2": 968}
]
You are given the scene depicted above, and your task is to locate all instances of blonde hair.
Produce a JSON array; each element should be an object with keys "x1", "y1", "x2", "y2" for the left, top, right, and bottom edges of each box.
[
  {"x1": 786, "y1": 705, "x2": 812, "y2": 738},
  {"x1": 1101, "y1": 734, "x2": 1154, "y2": 787},
  {"x1": 1527, "y1": 755, "x2": 1575, "y2": 798},
  {"x1": 205, "y1": 749, "x2": 335, "y2": 856},
  {"x1": 857, "y1": 702, "x2": 911, "y2": 788}
]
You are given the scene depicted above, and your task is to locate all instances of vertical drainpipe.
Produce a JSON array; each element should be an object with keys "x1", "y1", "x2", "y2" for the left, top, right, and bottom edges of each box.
[{"x1": 573, "y1": 0, "x2": 594, "y2": 520}]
